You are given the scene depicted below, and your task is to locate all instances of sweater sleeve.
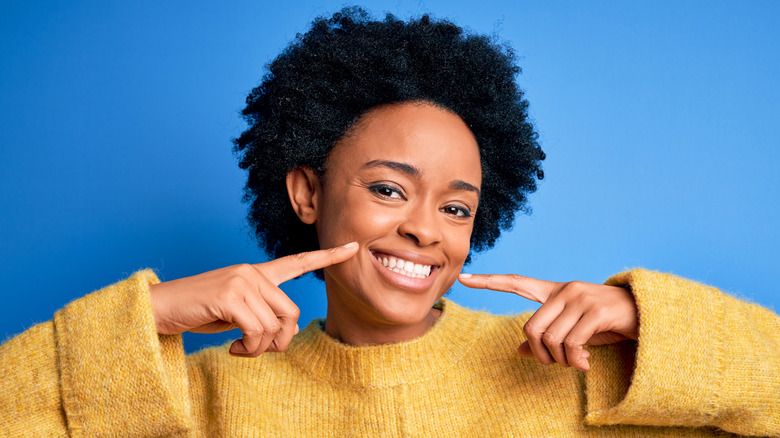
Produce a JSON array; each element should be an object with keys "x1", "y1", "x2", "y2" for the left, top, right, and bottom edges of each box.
[
  {"x1": 583, "y1": 268, "x2": 780, "y2": 436},
  {"x1": 0, "y1": 270, "x2": 193, "y2": 438}
]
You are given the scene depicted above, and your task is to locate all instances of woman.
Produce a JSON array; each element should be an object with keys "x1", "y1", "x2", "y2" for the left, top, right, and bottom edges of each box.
[{"x1": 1, "y1": 8, "x2": 778, "y2": 437}]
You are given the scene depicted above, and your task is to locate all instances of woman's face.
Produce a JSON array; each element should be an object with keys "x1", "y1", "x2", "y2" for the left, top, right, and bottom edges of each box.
[{"x1": 299, "y1": 102, "x2": 482, "y2": 329}]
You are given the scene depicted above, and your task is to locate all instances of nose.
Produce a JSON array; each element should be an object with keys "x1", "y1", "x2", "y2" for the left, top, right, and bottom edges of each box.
[{"x1": 397, "y1": 203, "x2": 443, "y2": 246}]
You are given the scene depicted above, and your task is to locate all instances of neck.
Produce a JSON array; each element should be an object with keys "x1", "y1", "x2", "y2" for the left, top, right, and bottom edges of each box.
[{"x1": 323, "y1": 295, "x2": 441, "y2": 346}]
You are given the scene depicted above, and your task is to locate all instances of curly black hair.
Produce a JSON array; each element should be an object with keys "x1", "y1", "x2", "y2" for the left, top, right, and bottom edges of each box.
[{"x1": 234, "y1": 7, "x2": 545, "y2": 268}]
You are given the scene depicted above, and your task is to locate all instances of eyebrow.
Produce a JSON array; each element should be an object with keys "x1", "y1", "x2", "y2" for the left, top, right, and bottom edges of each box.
[
  {"x1": 363, "y1": 160, "x2": 480, "y2": 196},
  {"x1": 364, "y1": 160, "x2": 420, "y2": 177},
  {"x1": 449, "y1": 180, "x2": 480, "y2": 196}
]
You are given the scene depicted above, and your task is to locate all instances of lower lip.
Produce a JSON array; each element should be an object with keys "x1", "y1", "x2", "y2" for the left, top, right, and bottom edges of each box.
[{"x1": 370, "y1": 254, "x2": 438, "y2": 292}]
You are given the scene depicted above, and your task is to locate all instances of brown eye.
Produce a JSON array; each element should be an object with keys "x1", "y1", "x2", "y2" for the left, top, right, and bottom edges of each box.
[
  {"x1": 443, "y1": 205, "x2": 471, "y2": 218},
  {"x1": 369, "y1": 184, "x2": 405, "y2": 200}
]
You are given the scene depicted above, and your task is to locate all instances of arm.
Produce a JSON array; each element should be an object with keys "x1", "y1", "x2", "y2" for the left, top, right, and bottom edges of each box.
[
  {"x1": 0, "y1": 322, "x2": 68, "y2": 436},
  {"x1": 0, "y1": 270, "x2": 192, "y2": 437},
  {"x1": 459, "y1": 268, "x2": 780, "y2": 436},
  {"x1": 0, "y1": 242, "x2": 359, "y2": 437},
  {"x1": 585, "y1": 269, "x2": 780, "y2": 436}
]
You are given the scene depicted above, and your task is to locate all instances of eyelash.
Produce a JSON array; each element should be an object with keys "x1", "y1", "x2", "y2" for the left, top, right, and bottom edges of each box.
[
  {"x1": 442, "y1": 205, "x2": 472, "y2": 218},
  {"x1": 369, "y1": 184, "x2": 405, "y2": 200},
  {"x1": 368, "y1": 184, "x2": 472, "y2": 218}
]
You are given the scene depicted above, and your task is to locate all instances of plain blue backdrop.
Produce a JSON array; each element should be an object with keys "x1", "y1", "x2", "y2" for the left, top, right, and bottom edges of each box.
[{"x1": 1, "y1": 1, "x2": 778, "y2": 352}]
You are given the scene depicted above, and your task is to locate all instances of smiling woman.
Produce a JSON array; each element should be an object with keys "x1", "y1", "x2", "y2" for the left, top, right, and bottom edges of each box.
[
  {"x1": 1, "y1": 7, "x2": 779, "y2": 438},
  {"x1": 289, "y1": 102, "x2": 482, "y2": 345}
]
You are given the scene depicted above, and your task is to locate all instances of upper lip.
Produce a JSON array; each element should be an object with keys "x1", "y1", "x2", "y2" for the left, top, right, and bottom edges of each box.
[{"x1": 369, "y1": 248, "x2": 442, "y2": 267}]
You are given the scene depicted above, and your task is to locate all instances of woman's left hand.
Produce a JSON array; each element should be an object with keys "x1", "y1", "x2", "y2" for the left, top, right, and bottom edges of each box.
[{"x1": 458, "y1": 273, "x2": 638, "y2": 372}]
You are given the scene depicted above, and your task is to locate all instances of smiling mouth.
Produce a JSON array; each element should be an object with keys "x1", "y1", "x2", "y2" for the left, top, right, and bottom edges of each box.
[{"x1": 371, "y1": 252, "x2": 436, "y2": 279}]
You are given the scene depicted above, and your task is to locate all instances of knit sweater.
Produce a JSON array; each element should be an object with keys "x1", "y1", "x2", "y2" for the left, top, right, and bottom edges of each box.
[{"x1": 0, "y1": 269, "x2": 778, "y2": 437}]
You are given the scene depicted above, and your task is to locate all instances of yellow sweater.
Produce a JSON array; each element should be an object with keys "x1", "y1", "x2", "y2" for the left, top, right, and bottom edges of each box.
[{"x1": 1, "y1": 269, "x2": 778, "y2": 437}]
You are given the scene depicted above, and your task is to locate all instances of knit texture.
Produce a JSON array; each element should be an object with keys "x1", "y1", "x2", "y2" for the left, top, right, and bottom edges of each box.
[{"x1": 1, "y1": 269, "x2": 778, "y2": 437}]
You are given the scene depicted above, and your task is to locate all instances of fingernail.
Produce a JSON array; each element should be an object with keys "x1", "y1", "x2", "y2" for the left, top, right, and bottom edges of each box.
[
  {"x1": 343, "y1": 242, "x2": 358, "y2": 249},
  {"x1": 459, "y1": 273, "x2": 472, "y2": 278},
  {"x1": 294, "y1": 324, "x2": 300, "y2": 335}
]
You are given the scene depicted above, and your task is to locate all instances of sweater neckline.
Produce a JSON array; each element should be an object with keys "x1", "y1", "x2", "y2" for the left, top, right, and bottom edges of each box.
[{"x1": 284, "y1": 298, "x2": 485, "y2": 388}]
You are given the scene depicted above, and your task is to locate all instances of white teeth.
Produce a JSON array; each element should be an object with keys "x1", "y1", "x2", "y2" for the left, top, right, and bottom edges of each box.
[{"x1": 374, "y1": 253, "x2": 434, "y2": 279}]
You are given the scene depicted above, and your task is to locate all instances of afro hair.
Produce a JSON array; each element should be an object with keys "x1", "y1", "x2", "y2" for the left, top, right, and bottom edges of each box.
[{"x1": 234, "y1": 7, "x2": 545, "y2": 267}]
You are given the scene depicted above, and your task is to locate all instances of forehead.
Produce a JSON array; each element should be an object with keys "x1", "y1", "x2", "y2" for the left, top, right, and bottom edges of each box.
[{"x1": 326, "y1": 102, "x2": 482, "y2": 183}]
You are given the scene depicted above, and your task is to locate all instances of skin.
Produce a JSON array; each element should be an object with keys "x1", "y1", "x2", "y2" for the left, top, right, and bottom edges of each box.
[
  {"x1": 150, "y1": 101, "x2": 639, "y2": 371},
  {"x1": 286, "y1": 102, "x2": 481, "y2": 345},
  {"x1": 457, "y1": 274, "x2": 637, "y2": 371},
  {"x1": 150, "y1": 242, "x2": 359, "y2": 356}
]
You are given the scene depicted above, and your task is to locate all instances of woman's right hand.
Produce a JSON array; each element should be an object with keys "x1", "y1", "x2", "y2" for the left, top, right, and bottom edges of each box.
[{"x1": 149, "y1": 242, "x2": 358, "y2": 357}]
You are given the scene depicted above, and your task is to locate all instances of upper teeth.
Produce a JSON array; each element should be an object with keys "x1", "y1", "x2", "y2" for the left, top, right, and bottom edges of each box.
[{"x1": 375, "y1": 254, "x2": 432, "y2": 278}]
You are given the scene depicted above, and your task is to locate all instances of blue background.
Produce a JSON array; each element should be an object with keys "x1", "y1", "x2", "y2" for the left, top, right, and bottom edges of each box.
[{"x1": 1, "y1": 1, "x2": 777, "y2": 352}]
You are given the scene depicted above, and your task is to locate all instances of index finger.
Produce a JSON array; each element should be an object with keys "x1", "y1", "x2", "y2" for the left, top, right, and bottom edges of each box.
[
  {"x1": 259, "y1": 242, "x2": 359, "y2": 285},
  {"x1": 457, "y1": 273, "x2": 558, "y2": 304}
]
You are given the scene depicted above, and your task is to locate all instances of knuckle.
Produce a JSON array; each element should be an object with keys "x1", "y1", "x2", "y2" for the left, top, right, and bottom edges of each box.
[
  {"x1": 235, "y1": 263, "x2": 257, "y2": 277},
  {"x1": 480, "y1": 274, "x2": 494, "y2": 287},
  {"x1": 285, "y1": 304, "x2": 301, "y2": 319},
  {"x1": 542, "y1": 331, "x2": 562, "y2": 345},
  {"x1": 266, "y1": 321, "x2": 282, "y2": 335},
  {"x1": 293, "y1": 252, "x2": 309, "y2": 265},
  {"x1": 591, "y1": 304, "x2": 611, "y2": 319},
  {"x1": 289, "y1": 253, "x2": 310, "y2": 274},
  {"x1": 563, "y1": 336, "x2": 581, "y2": 349},
  {"x1": 561, "y1": 281, "x2": 583, "y2": 296},
  {"x1": 508, "y1": 274, "x2": 526, "y2": 288},
  {"x1": 243, "y1": 326, "x2": 264, "y2": 338},
  {"x1": 225, "y1": 271, "x2": 252, "y2": 290},
  {"x1": 523, "y1": 321, "x2": 543, "y2": 338}
]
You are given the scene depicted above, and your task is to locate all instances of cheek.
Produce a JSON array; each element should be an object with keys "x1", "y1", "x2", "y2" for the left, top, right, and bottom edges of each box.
[
  {"x1": 455, "y1": 237, "x2": 471, "y2": 262},
  {"x1": 316, "y1": 198, "x2": 400, "y2": 247},
  {"x1": 433, "y1": 226, "x2": 472, "y2": 297},
  {"x1": 441, "y1": 221, "x2": 474, "y2": 286},
  {"x1": 445, "y1": 225, "x2": 473, "y2": 269}
]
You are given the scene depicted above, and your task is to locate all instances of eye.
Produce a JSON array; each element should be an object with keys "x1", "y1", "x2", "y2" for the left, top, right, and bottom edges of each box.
[
  {"x1": 369, "y1": 183, "x2": 405, "y2": 200},
  {"x1": 442, "y1": 204, "x2": 471, "y2": 218}
]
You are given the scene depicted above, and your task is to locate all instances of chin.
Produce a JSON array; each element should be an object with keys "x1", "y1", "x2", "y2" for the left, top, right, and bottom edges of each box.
[
  {"x1": 322, "y1": 253, "x2": 457, "y2": 332},
  {"x1": 369, "y1": 293, "x2": 440, "y2": 326}
]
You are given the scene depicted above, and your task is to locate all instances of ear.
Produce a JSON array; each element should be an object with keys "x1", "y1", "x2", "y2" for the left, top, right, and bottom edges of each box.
[{"x1": 286, "y1": 167, "x2": 320, "y2": 225}]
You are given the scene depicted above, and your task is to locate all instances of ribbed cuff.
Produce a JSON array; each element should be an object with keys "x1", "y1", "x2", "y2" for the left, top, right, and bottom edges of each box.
[{"x1": 54, "y1": 269, "x2": 192, "y2": 437}]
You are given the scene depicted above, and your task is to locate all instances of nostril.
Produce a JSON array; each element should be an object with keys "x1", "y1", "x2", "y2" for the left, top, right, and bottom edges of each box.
[
  {"x1": 397, "y1": 214, "x2": 443, "y2": 246},
  {"x1": 403, "y1": 231, "x2": 421, "y2": 243}
]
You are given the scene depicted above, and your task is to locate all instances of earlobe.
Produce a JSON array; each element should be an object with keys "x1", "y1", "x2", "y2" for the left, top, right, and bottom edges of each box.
[{"x1": 286, "y1": 167, "x2": 319, "y2": 224}]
